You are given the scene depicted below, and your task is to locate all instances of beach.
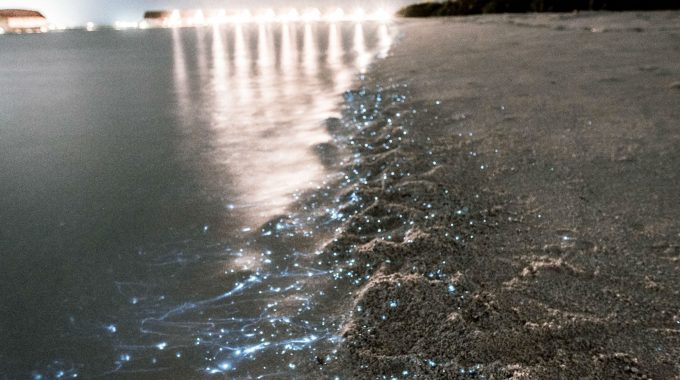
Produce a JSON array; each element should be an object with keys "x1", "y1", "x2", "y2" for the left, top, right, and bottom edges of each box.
[
  {"x1": 314, "y1": 11, "x2": 680, "y2": 379},
  {"x1": 1, "y1": 10, "x2": 679, "y2": 379}
]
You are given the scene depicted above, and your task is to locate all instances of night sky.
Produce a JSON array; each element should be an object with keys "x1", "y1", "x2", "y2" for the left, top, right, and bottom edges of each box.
[{"x1": 0, "y1": 0, "x2": 413, "y2": 25}]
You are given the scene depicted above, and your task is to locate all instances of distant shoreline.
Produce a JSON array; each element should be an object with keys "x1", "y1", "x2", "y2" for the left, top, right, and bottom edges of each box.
[{"x1": 397, "y1": 0, "x2": 680, "y2": 17}]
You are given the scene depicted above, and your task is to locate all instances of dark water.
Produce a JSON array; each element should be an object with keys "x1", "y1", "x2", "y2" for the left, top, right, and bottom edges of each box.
[{"x1": 0, "y1": 22, "x2": 393, "y2": 379}]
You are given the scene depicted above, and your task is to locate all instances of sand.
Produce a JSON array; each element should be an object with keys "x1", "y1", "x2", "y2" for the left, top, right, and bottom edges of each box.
[{"x1": 311, "y1": 11, "x2": 680, "y2": 379}]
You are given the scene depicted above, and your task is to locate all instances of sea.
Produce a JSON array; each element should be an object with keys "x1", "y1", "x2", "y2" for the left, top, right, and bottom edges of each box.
[{"x1": 0, "y1": 21, "x2": 394, "y2": 379}]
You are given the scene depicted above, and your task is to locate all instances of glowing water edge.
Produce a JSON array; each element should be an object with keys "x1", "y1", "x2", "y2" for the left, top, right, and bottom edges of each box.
[{"x1": 0, "y1": 21, "x2": 395, "y2": 379}]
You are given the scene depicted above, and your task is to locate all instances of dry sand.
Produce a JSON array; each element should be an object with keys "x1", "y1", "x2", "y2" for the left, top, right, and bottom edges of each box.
[{"x1": 313, "y1": 11, "x2": 680, "y2": 379}]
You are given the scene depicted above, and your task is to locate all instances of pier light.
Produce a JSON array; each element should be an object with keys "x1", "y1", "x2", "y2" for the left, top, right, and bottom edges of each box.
[
  {"x1": 372, "y1": 9, "x2": 392, "y2": 22},
  {"x1": 192, "y1": 9, "x2": 206, "y2": 26},
  {"x1": 168, "y1": 9, "x2": 181, "y2": 27},
  {"x1": 280, "y1": 8, "x2": 300, "y2": 23},
  {"x1": 256, "y1": 9, "x2": 276, "y2": 23},
  {"x1": 208, "y1": 9, "x2": 227, "y2": 25},
  {"x1": 302, "y1": 8, "x2": 321, "y2": 23},
  {"x1": 351, "y1": 8, "x2": 367, "y2": 22},
  {"x1": 233, "y1": 10, "x2": 253, "y2": 24},
  {"x1": 326, "y1": 8, "x2": 345, "y2": 22},
  {"x1": 114, "y1": 21, "x2": 139, "y2": 30},
  {"x1": 243, "y1": 9, "x2": 253, "y2": 21}
]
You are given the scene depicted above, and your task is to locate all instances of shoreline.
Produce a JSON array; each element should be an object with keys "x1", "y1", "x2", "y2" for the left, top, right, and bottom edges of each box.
[
  {"x1": 312, "y1": 11, "x2": 680, "y2": 379},
  {"x1": 397, "y1": 1, "x2": 680, "y2": 17}
]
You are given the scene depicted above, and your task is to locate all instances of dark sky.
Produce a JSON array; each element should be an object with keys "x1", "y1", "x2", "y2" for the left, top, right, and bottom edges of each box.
[{"x1": 0, "y1": 0, "x2": 413, "y2": 25}]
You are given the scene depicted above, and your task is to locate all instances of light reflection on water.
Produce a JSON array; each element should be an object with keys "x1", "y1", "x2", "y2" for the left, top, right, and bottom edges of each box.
[
  {"x1": 11, "y1": 21, "x2": 395, "y2": 379},
  {"x1": 172, "y1": 22, "x2": 394, "y2": 227}
]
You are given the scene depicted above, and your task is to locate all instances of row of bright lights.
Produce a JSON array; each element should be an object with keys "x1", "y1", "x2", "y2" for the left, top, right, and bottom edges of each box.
[
  {"x1": 109, "y1": 8, "x2": 392, "y2": 30},
  {"x1": 0, "y1": 8, "x2": 390, "y2": 34}
]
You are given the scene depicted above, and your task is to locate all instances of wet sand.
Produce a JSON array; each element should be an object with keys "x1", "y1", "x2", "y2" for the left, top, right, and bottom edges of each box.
[{"x1": 314, "y1": 11, "x2": 680, "y2": 379}]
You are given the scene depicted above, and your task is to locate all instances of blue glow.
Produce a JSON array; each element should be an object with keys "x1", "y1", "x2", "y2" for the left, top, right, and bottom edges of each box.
[{"x1": 218, "y1": 362, "x2": 232, "y2": 371}]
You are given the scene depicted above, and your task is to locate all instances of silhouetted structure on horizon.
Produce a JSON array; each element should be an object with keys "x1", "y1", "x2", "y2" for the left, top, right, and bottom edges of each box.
[{"x1": 0, "y1": 9, "x2": 48, "y2": 33}]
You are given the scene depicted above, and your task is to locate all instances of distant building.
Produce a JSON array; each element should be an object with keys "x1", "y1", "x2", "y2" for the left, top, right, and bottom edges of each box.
[
  {"x1": 142, "y1": 9, "x2": 217, "y2": 28},
  {"x1": 0, "y1": 9, "x2": 48, "y2": 33},
  {"x1": 142, "y1": 10, "x2": 172, "y2": 27}
]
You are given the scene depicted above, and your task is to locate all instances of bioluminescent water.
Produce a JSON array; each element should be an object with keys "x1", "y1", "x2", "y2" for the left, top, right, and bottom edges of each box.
[{"x1": 0, "y1": 21, "x2": 395, "y2": 379}]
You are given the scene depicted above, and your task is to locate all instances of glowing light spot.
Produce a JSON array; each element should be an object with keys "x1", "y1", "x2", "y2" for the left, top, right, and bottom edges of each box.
[
  {"x1": 192, "y1": 10, "x2": 206, "y2": 26},
  {"x1": 218, "y1": 361, "x2": 232, "y2": 371},
  {"x1": 281, "y1": 8, "x2": 300, "y2": 23},
  {"x1": 114, "y1": 21, "x2": 139, "y2": 30},
  {"x1": 326, "y1": 8, "x2": 345, "y2": 22},
  {"x1": 233, "y1": 9, "x2": 252, "y2": 24},
  {"x1": 302, "y1": 8, "x2": 322, "y2": 23},
  {"x1": 156, "y1": 342, "x2": 167, "y2": 350},
  {"x1": 352, "y1": 8, "x2": 367, "y2": 22},
  {"x1": 168, "y1": 9, "x2": 181, "y2": 27},
  {"x1": 372, "y1": 9, "x2": 392, "y2": 22},
  {"x1": 256, "y1": 9, "x2": 276, "y2": 23}
]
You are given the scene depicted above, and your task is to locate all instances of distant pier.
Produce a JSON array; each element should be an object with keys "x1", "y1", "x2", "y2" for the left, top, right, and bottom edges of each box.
[{"x1": 140, "y1": 8, "x2": 392, "y2": 28}]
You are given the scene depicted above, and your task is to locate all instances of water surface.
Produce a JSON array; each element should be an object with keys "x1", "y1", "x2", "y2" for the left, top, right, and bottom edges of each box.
[{"x1": 0, "y1": 22, "x2": 393, "y2": 379}]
